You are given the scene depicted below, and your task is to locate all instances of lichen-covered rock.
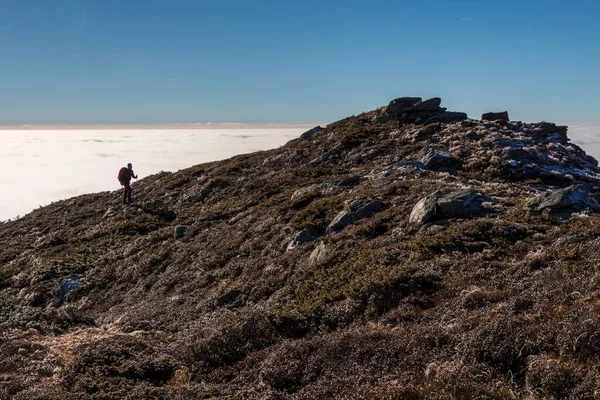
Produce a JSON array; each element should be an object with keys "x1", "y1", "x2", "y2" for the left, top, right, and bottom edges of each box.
[
  {"x1": 409, "y1": 194, "x2": 439, "y2": 226},
  {"x1": 526, "y1": 185, "x2": 589, "y2": 212},
  {"x1": 327, "y1": 211, "x2": 355, "y2": 232},
  {"x1": 348, "y1": 199, "x2": 382, "y2": 220},
  {"x1": 420, "y1": 149, "x2": 461, "y2": 170},
  {"x1": 309, "y1": 242, "x2": 327, "y2": 266},
  {"x1": 436, "y1": 190, "x2": 490, "y2": 218},
  {"x1": 328, "y1": 199, "x2": 383, "y2": 232}
]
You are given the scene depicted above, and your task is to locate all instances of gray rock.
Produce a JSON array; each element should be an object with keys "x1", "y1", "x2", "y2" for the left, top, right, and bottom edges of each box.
[
  {"x1": 416, "y1": 224, "x2": 447, "y2": 237},
  {"x1": 301, "y1": 126, "x2": 324, "y2": 140},
  {"x1": 527, "y1": 185, "x2": 589, "y2": 212},
  {"x1": 348, "y1": 199, "x2": 382, "y2": 220},
  {"x1": 174, "y1": 225, "x2": 188, "y2": 238},
  {"x1": 290, "y1": 184, "x2": 323, "y2": 208},
  {"x1": 482, "y1": 111, "x2": 509, "y2": 122},
  {"x1": 409, "y1": 194, "x2": 439, "y2": 226},
  {"x1": 287, "y1": 227, "x2": 318, "y2": 250},
  {"x1": 327, "y1": 211, "x2": 355, "y2": 232},
  {"x1": 413, "y1": 97, "x2": 442, "y2": 111},
  {"x1": 309, "y1": 242, "x2": 328, "y2": 266},
  {"x1": 436, "y1": 190, "x2": 489, "y2": 218},
  {"x1": 327, "y1": 199, "x2": 383, "y2": 232},
  {"x1": 420, "y1": 149, "x2": 461, "y2": 170},
  {"x1": 386, "y1": 97, "x2": 422, "y2": 114}
]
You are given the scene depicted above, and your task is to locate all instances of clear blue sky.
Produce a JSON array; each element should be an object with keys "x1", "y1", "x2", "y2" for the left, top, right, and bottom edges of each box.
[{"x1": 1, "y1": 0, "x2": 599, "y2": 124}]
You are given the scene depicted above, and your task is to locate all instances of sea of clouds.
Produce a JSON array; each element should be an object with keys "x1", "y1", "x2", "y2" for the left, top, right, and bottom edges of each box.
[
  {"x1": 0, "y1": 124, "x2": 599, "y2": 222},
  {"x1": 0, "y1": 128, "x2": 306, "y2": 221}
]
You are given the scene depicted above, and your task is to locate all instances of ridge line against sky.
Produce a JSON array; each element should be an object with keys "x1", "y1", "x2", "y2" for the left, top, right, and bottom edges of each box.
[{"x1": 1, "y1": 0, "x2": 599, "y2": 125}]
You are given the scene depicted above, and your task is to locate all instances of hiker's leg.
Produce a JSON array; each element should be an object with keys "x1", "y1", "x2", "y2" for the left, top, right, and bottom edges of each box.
[
  {"x1": 123, "y1": 186, "x2": 128, "y2": 204},
  {"x1": 127, "y1": 186, "x2": 133, "y2": 203}
]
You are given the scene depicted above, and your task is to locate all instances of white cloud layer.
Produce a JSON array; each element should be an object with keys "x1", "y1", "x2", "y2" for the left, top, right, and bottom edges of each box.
[{"x1": 0, "y1": 128, "x2": 305, "y2": 221}]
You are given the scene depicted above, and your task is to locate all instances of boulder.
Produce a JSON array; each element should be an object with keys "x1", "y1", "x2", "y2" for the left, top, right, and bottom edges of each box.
[
  {"x1": 348, "y1": 199, "x2": 383, "y2": 220},
  {"x1": 291, "y1": 184, "x2": 323, "y2": 208},
  {"x1": 287, "y1": 227, "x2": 318, "y2": 250},
  {"x1": 328, "y1": 199, "x2": 383, "y2": 232},
  {"x1": 309, "y1": 242, "x2": 328, "y2": 266},
  {"x1": 386, "y1": 97, "x2": 422, "y2": 114},
  {"x1": 301, "y1": 126, "x2": 324, "y2": 140},
  {"x1": 436, "y1": 190, "x2": 489, "y2": 218},
  {"x1": 410, "y1": 190, "x2": 493, "y2": 226},
  {"x1": 527, "y1": 185, "x2": 589, "y2": 213},
  {"x1": 482, "y1": 111, "x2": 509, "y2": 122},
  {"x1": 409, "y1": 194, "x2": 439, "y2": 226},
  {"x1": 420, "y1": 149, "x2": 461, "y2": 170},
  {"x1": 413, "y1": 97, "x2": 442, "y2": 111},
  {"x1": 327, "y1": 211, "x2": 355, "y2": 232}
]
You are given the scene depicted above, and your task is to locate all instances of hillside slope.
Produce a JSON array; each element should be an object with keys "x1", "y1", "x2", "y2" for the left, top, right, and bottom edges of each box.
[{"x1": 3, "y1": 97, "x2": 600, "y2": 399}]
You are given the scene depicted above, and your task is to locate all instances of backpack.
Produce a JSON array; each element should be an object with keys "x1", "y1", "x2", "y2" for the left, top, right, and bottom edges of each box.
[{"x1": 118, "y1": 167, "x2": 130, "y2": 183}]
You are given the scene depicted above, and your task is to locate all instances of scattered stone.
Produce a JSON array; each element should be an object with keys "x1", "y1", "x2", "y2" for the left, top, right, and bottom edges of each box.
[
  {"x1": 327, "y1": 199, "x2": 383, "y2": 232},
  {"x1": 420, "y1": 149, "x2": 461, "y2": 170},
  {"x1": 301, "y1": 126, "x2": 324, "y2": 140},
  {"x1": 287, "y1": 227, "x2": 318, "y2": 250},
  {"x1": 416, "y1": 224, "x2": 447, "y2": 237},
  {"x1": 327, "y1": 211, "x2": 355, "y2": 232},
  {"x1": 290, "y1": 182, "x2": 340, "y2": 208},
  {"x1": 291, "y1": 184, "x2": 324, "y2": 208},
  {"x1": 409, "y1": 194, "x2": 439, "y2": 226},
  {"x1": 482, "y1": 111, "x2": 509, "y2": 122},
  {"x1": 436, "y1": 190, "x2": 490, "y2": 218},
  {"x1": 348, "y1": 199, "x2": 383, "y2": 220},
  {"x1": 309, "y1": 242, "x2": 328, "y2": 266},
  {"x1": 410, "y1": 190, "x2": 492, "y2": 226},
  {"x1": 174, "y1": 225, "x2": 188, "y2": 238},
  {"x1": 526, "y1": 185, "x2": 589, "y2": 213}
]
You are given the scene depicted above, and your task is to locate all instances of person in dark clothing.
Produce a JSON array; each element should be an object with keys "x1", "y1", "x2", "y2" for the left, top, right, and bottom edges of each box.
[{"x1": 118, "y1": 163, "x2": 138, "y2": 204}]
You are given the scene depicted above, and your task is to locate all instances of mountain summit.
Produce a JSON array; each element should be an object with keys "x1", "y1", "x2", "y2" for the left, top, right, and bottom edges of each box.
[{"x1": 3, "y1": 97, "x2": 600, "y2": 399}]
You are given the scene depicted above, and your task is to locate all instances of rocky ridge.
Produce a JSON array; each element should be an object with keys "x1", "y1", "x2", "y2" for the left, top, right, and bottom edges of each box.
[{"x1": 2, "y1": 97, "x2": 600, "y2": 399}]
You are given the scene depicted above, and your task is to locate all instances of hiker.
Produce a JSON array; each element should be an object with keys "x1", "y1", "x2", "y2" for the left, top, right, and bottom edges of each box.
[{"x1": 117, "y1": 163, "x2": 138, "y2": 204}]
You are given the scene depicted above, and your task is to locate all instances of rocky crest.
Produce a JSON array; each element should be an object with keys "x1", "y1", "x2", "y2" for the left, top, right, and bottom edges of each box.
[{"x1": 2, "y1": 97, "x2": 600, "y2": 399}]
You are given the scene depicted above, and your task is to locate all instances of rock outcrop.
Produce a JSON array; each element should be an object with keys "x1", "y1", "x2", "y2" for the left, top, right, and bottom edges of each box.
[
  {"x1": 409, "y1": 189, "x2": 492, "y2": 226},
  {"x1": 482, "y1": 111, "x2": 510, "y2": 122}
]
